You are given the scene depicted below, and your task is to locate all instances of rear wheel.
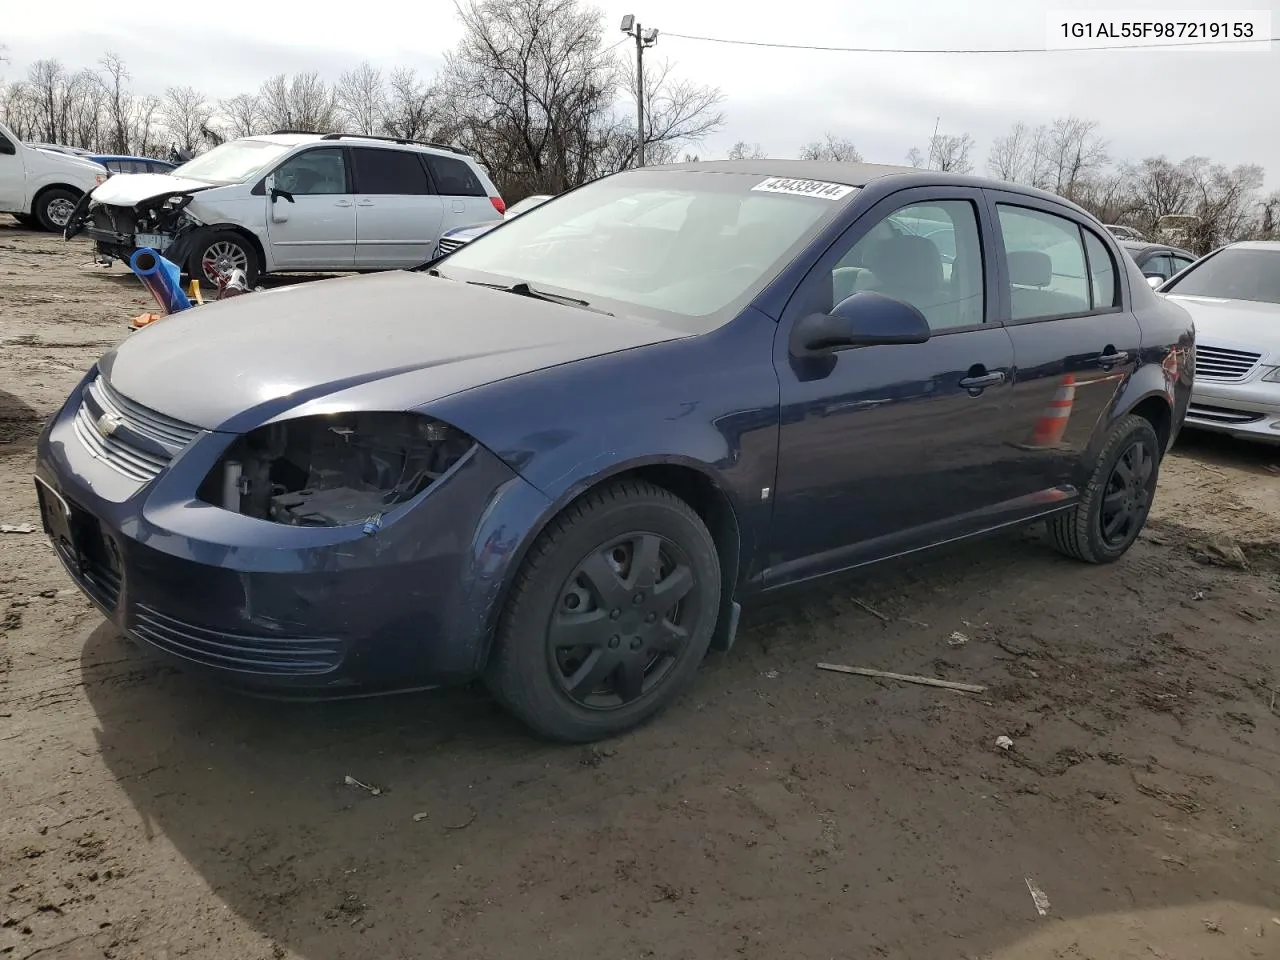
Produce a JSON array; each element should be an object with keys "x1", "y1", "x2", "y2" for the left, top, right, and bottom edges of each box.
[
  {"x1": 186, "y1": 230, "x2": 260, "y2": 288},
  {"x1": 34, "y1": 188, "x2": 79, "y2": 232},
  {"x1": 1049, "y1": 414, "x2": 1162, "y2": 564},
  {"x1": 485, "y1": 480, "x2": 721, "y2": 742}
]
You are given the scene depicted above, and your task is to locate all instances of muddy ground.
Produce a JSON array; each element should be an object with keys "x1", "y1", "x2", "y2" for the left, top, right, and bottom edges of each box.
[{"x1": 2, "y1": 221, "x2": 1278, "y2": 960}]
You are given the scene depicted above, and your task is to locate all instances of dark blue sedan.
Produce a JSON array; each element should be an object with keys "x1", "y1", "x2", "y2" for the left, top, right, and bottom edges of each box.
[{"x1": 35, "y1": 161, "x2": 1194, "y2": 741}]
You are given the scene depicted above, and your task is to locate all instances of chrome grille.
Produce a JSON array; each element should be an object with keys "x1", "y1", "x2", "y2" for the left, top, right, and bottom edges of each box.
[
  {"x1": 437, "y1": 236, "x2": 467, "y2": 255},
  {"x1": 73, "y1": 403, "x2": 169, "y2": 482},
  {"x1": 1194, "y1": 344, "x2": 1261, "y2": 382},
  {"x1": 72, "y1": 376, "x2": 200, "y2": 483},
  {"x1": 88, "y1": 376, "x2": 200, "y2": 448}
]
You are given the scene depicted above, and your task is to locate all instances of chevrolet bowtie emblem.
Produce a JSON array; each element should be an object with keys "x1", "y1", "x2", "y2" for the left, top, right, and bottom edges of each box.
[{"x1": 95, "y1": 412, "x2": 123, "y2": 438}]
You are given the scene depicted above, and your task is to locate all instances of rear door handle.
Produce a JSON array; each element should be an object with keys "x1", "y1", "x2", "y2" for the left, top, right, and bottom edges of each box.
[
  {"x1": 356, "y1": 200, "x2": 375, "y2": 207},
  {"x1": 1097, "y1": 350, "x2": 1129, "y2": 367},
  {"x1": 334, "y1": 199, "x2": 353, "y2": 207},
  {"x1": 958, "y1": 371, "x2": 1006, "y2": 390}
]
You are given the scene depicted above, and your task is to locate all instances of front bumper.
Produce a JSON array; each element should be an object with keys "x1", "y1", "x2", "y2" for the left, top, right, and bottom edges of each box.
[
  {"x1": 1186, "y1": 377, "x2": 1280, "y2": 444},
  {"x1": 35, "y1": 375, "x2": 551, "y2": 694}
]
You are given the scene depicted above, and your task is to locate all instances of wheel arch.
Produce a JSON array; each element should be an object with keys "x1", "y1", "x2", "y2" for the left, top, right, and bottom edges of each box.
[
  {"x1": 479, "y1": 456, "x2": 745, "y2": 669},
  {"x1": 182, "y1": 222, "x2": 266, "y2": 277}
]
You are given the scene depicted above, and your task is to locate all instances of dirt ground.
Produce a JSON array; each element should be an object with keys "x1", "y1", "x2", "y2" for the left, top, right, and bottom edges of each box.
[{"x1": 2, "y1": 222, "x2": 1279, "y2": 960}]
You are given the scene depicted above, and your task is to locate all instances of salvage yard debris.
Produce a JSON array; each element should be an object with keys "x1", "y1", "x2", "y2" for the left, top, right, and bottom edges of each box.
[
  {"x1": 816, "y1": 662, "x2": 987, "y2": 694},
  {"x1": 1, "y1": 523, "x2": 36, "y2": 534},
  {"x1": 343, "y1": 775, "x2": 382, "y2": 797},
  {"x1": 1025, "y1": 877, "x2": 1051, "y2": 917}
]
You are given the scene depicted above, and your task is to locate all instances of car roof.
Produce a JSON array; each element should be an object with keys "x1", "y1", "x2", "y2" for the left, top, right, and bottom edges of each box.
[
  {"x1": 646, "y1": 159, "x2": 1087, "y2": 206},
  {"x1": 1224, "y1": 240, "x2": 1280, "y2": 251},
  {"x1": 240, "y1": 133, "x2": 470, "y2": 159},
  {"x1": 1120, "y1": 240, "x2": 1193, "y2": 256}
]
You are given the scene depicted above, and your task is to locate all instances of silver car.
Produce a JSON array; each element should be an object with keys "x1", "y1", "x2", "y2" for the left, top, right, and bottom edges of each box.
[{"x1": 1158, "y1": 240, "x2": 1280, "y2": 443}]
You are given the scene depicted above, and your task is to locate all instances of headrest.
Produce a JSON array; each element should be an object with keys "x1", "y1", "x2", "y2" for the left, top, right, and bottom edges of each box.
[
  {"x1": 1008, "y1": 250, "x2": 1052, "y2": 287},
  {"x1": 865, "y1": 235, "x2": 942, "y2": 292}
]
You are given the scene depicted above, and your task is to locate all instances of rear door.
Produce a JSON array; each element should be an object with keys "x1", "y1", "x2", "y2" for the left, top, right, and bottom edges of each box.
[
  {"x1": 262, "y1": 146, "x2": 356, "y2": 270},
  {"x1": 422, "y1": 153, "x2": 493, "y2": 234},
  {"x1": 350, "y1": 146, "x2": 444, "y2": 268},
  {"x1": 987, "y1": 192, "x2": 1141, "y2": 498}
]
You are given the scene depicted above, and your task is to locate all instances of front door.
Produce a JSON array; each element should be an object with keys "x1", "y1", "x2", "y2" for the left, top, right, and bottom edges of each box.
[
  {"x1": 350, "y1": 146, "x2": 445, "y2": 268},
  {"x1": 0, "y1": 131, "x2": 25, "y2": 212},
  {"x1": 264, "y1": 147, "x2": 356, "y2": 270},
  {"x1": 986, "y1": 194, "x2": 1142, "y2": 498},
  {"x1": 767, "y1": 187, "x2": 1028, "y2": 588}
]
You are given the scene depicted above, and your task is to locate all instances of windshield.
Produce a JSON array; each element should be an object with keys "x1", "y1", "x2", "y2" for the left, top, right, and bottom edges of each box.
[
  {"x1": 1162, "y1": 248, "x2": 1280, "y2": 304},
  {"x1": 436, "y1": 170, "x2": 855, "y2": 331},
  {"x1": 170, "y1": 139, "x2": 295, "y2": 184}
]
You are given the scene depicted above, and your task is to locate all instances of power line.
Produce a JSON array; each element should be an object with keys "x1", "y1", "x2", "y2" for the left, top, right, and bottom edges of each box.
[{"x1": 662, "y1": 30, "x2": 1278, "y2": 54}]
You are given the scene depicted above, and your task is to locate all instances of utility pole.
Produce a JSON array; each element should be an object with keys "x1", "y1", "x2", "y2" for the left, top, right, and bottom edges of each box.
[{"x1": 620, "y1": 15, "x2": 658, "y2": 167}]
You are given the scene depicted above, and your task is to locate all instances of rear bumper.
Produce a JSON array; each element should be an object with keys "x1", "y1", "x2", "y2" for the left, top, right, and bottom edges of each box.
[{"x1": 34, "y1": 377, "x2": 551, "y2": 694}]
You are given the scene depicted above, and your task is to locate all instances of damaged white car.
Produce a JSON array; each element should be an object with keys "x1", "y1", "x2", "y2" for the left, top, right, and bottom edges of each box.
[{"x1": 63, "y1": 131, "x2": 505, "y2": 286}]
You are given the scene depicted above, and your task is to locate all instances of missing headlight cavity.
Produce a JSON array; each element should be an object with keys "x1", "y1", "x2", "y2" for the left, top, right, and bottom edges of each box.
[{"x1": 202, "y1": 413, "x2": 475, "y2": 527}]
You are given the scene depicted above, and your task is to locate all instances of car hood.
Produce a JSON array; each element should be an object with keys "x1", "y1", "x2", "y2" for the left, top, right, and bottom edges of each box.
[
  {"x1": 99, "y1": 271, "x2": 688, "y2": 431},
  {"x1": 89, "y1": 172, "x2": 214, "y2": 206},
  {"x1": 1164, "y1": 295, "x2": 1280, "y2": 356}
]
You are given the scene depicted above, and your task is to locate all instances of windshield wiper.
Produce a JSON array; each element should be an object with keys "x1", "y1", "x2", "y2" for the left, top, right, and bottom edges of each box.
[{"x1": 467, "y1": 280, "x2": 613, "y2": 316}]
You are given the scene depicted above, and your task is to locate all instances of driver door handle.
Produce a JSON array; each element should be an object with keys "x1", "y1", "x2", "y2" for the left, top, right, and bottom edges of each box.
[
  {"x1": 334, "y1": 199, "x2": 353, "y2": 207},
  {"x1": 1097, "y1": 350, "x2": 1129, "y2": 367},
  {"x1": 958, "y1": 371, "x2": 1006, "y2": 389},
  {"x1": 355, "y1": 199, "x2": 375, "y2": 207}
]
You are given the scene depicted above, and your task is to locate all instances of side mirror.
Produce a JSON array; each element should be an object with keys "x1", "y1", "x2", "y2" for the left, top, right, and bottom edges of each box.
[
  {"x1": 265, "y1": 174, "x2": 291, "y2": 223},
  {"x1": 791, "y1": 291, "x2": 931, "y2": 357},
  {"x1": 1145, "y1": 274, "x2": 1163, "y2": 289}
]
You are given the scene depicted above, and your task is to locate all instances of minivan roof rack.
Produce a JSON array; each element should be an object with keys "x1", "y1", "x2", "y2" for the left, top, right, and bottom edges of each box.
[
  {"x1": 268, "y1": 129, "x2": 322, "y2": 136},
  {"x1": 319, "y1": 132, "x2": 466, "y2": 155}
]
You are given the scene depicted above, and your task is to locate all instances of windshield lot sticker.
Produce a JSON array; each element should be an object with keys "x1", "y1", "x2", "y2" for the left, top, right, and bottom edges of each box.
[{"x1": 751, "y1": 177, "x2": 856, "y2": 200}]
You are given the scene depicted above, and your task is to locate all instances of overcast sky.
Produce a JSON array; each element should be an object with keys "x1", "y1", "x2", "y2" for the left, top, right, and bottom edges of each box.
[{"x1": 4, "y1": 0, "x2": 1278, "y2": 182}]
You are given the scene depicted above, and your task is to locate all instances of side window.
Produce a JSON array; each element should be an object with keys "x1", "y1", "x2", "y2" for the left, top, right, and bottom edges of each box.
[
  {"x1": 996, "y1": 204, "x2": 1090, "y2": 321},
  {"x1": 351, "y1": 147, "x2": 432, "y2": 195},
  {"x1": 423, "y1": 154, "x2": 485, "y2": 198},
  {"x1": 1170, "y1": 255, "x2": 1194, "y2": 274},
  {"x1": 1082, "y1": 228, "x2": 1118, "y2": 308},
  {"x1": 1142, "y1": 254, "x2": 1174, "y2": 279},
  {"x1": 829, "y1": 199, "x2": 985, "y2": 330},
  {"x1": 272, "y1": 148, "x2": 348, "y2": 195}
]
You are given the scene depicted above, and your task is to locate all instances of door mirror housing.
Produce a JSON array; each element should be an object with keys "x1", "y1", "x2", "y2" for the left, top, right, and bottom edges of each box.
[
  {"x1": 791, "y1": 291, "x2": 932, "y2": 357},
  {"x1": 1144, "y1": 274, "x2": 1163, "y2": 289},
  {"x1": 265, "y1": 174, "x2": 290, "y2": 223}
]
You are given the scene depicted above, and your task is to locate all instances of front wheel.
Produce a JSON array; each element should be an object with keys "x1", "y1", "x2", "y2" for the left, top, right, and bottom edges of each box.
[
  {"x1": 34, "y1": 188, "x2": 80, "y2": 232},
  {"x1": 1049, "y1": 414, "x2": 1162, "y2": 564},
  {"x1": 186, "y1": 230, "x2": 260, "y2": 288},
  {"x1": 485, "y1": 480, "x2": 722, "y2": 743}
]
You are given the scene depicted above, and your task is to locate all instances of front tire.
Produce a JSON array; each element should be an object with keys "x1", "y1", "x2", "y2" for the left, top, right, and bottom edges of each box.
[
  {"x1": 486, "y1": 480, "x2": 722, "y2": 743},
  {"x1": 34, "y1": 188, "x2": 79, "y2": 232},
  {"x1": 1049, "y1": 414, "x2": 1162, "y2": 564},
  {"x1": 186, "y1": 230, "x2": 260, "y2": 288}
]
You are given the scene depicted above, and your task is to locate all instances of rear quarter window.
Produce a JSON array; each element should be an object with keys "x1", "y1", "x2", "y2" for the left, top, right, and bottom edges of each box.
[{"x1": 424, "y1": 154, "x2": 486, "y2": 197}]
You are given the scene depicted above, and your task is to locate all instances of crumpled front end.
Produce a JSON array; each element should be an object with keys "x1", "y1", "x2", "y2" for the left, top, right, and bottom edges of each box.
[{"x1": 64, "y1": 187, "x2": 205, "y2": 266}]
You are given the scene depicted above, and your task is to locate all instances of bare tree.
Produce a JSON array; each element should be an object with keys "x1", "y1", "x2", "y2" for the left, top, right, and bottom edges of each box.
[
  {"x1": 220, "y1": 93, "x2": 266, "y2": 138},
  {"x1": 96, "y1": 53, "x2": 134, "y2": 153},
  {"x1": 382, "y1": 67, "x2": 444, "y2": 141},
  {"x1": 927, "y1": 132, "x2": 974, "y2": 173},
  {"x1": 25, "y1": 59, "x2": 72, "y2": 144},
  {"x1": 161, "y1": 84, "x2": 213, "y2": 153},
  {"x1": 620, "y1": 57, "x2": 724, "y2": 168},
  {"x1": 1182, "y1": 158, "x2": 1264, "y2": 253},
  {"x1": 1120, "y1": 157, "x2": 1192, "y2": 234},
  {"x1": 799, "y1": 133, "x2": 862, "y2": 162},
  {"x1": 258, "y1": 72, "x2": 336, "y2": 133},
  {"x1": 906, "y1": 146, "x2": 925, "y2": 168},
  {"x1": 336, "y1": 61, "x2": 386, "y2": 136},
  {"x1": 727, "y1": 140, "x2": 766, "y2": 160},
  {"x1": 1039, "y1": 115, "x2": 1108, "y2": 199}
]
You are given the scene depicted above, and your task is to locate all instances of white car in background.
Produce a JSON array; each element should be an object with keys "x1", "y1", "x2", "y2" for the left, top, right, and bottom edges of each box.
[
  {"x1": 63, "y1": 132, "x2": 505, "y2": 285},
  {"x1": 436, "y1": 193, "x2": 554, "y2": 255},
  {"x1": 1158, "y1": 240, "x2": 1280, "y2": 443},
  {"x1": 0, "y1": 120, "x2": 108, "y2": 231}
]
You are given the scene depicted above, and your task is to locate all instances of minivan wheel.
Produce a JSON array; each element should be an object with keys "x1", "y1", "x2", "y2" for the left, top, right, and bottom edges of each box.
[
  {"x1": 187, "y1": 230, "x2": 260, "y2": 288},
  {"x1": 1049, "y1": 414, "x2": 1162, "y2": 564},
  {"x1": 34, "y1": 188, "x2": 80, "y2": 232},
  {"x1": 485, "y1": 479, "x2": 721, "y2": 743}
]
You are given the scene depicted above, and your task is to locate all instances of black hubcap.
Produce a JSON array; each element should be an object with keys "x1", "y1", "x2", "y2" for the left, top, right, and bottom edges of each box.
[
  {"x1": 1100, "y1": 439, "x2": 1155, "y2": 547},
  {"x1": 549, "y1": 533, "x2": 696, "y2": 710}
]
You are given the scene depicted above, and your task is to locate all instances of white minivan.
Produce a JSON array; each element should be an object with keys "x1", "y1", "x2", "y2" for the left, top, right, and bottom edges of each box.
[
  {"x1": 63, "y1": 131, "x2": 506, "y2": 285},
  {"x1": 0, "y1": 121, "x2": 108, "y2": 231}
]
